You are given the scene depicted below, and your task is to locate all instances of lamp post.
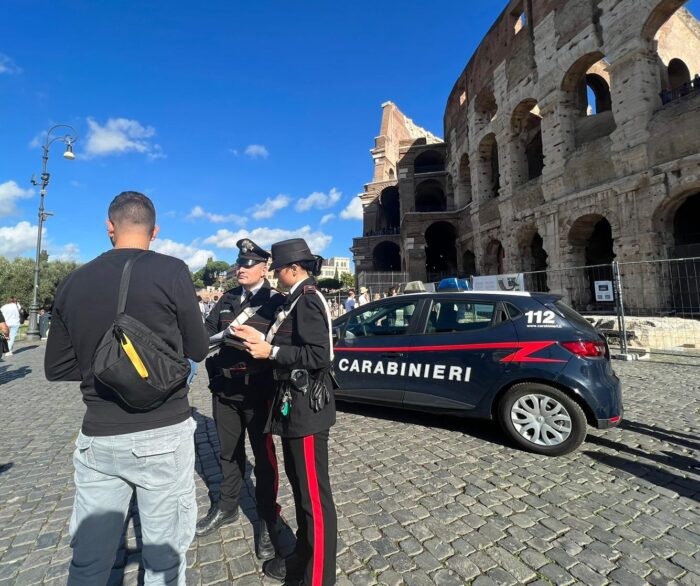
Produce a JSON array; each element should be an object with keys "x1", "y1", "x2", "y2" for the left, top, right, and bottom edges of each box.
[{"x1": 26, "y1": 124, "x2": 78, "y2": 341}]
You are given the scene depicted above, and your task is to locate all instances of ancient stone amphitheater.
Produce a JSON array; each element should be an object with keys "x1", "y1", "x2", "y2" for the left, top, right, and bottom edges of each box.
[{"x1": 352, "y1": 0, "x2": 700, "y2": 315}]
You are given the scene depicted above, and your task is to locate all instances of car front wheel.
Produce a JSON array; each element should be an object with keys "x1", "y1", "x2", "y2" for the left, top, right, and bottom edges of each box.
[{"x1": 498, "y1": 383, "x2": 587, "y2": 456}]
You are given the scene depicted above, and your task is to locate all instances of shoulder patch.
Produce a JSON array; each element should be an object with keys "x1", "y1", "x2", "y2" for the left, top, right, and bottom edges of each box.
[{"x1": 303, "y1": 285, "x2": 317, "y2": 294}]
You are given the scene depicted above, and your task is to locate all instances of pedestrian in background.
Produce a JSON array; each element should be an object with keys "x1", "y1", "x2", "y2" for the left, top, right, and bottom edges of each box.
[
  {"x1": 357, "y1": 286, "x2": 370, "y2": 306},
  {"x1": 344, "y1": 289, "x2": 357, "y2": 313},
  {"x1": 0, "y1": 296, "x2": 21, "y2": 356},
  {"x1": 236, "y1": 238, "x2": 337, "y2": 586},
  {"x1": 45, "y1": 191, "x2": 208, "y2": 585}
]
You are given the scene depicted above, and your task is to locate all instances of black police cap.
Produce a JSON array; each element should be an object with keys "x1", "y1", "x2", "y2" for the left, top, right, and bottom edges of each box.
[{"x1": 235, "y1": 239, "x2": 270, "y2": 267}]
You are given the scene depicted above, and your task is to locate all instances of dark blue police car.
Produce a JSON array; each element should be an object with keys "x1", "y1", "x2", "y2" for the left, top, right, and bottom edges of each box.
[{"x1": 332, "y1": 291, "x2": 622, "y2": 456}]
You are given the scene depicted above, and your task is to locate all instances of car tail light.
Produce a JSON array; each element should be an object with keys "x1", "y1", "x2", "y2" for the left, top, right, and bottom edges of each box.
[{"x1": 560, "y1": 340, "x2": 606, "y2": 358}]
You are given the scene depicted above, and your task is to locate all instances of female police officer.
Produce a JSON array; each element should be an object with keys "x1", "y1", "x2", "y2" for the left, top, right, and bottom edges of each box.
[{"x1": 235, "y1": 238, "x2": 336, "y2": 586}]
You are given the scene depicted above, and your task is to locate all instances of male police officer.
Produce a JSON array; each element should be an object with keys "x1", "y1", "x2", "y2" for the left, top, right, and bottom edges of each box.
[
  {"x1": 196, "y1": 239, "x2": 285, "y2": 560},
  {"x1": 236, "y1": 238, "x2": 337, "y2": 586}
]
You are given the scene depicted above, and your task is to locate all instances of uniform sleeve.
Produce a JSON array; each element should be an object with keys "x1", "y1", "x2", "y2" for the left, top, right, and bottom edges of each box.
[
  {"x1": 273, "y1": 294, "x2": 331, "y2": 370},
  {"x1": 173, "y1": 265, "x2": 209, "y2": 362},
  {"x1": 204, "y1": 297, "x2": 224, "y2": 335},
  {"x1": 44, "y1": 308, "x2": 82, "y2": 381}
]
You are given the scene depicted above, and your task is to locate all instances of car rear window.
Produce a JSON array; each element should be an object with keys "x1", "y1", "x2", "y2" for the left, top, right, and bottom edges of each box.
[
  {"x1": 425, "y1": 301, "x2": 495, "y2": 334},
  {"x1": 551, "y1": 300, "x2": 595, "y2": 331}
]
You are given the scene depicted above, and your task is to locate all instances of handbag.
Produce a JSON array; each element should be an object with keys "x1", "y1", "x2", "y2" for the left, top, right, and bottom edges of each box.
[
  {"x1": 0, "y1": 334, "x2": 9, "y2": 354},
  {"x1": 92, "y1": 252, "x2": 191, "y2": 411}
]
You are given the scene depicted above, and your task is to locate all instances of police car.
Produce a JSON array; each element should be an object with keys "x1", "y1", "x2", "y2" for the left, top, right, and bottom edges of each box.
[{"x1": 332, "y1": 291, "x2": 622, "y2": 456}]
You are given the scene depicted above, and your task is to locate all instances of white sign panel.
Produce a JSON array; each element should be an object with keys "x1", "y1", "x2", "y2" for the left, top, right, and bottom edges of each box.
[
  {"x1": 594, "y1": 280, "x2": 614, "y2": 302},
  {"x1": 472, "y1": 273, "x2": 525, "y2": 292}
]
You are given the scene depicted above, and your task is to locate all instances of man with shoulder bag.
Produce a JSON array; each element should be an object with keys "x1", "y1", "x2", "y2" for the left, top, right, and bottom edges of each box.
[
  {"x1": 196, "y1": 239, "x2": 285, "y2": 561},
  {"x1": 45, "y1": 191, "x2": 208, "y2": 585}
]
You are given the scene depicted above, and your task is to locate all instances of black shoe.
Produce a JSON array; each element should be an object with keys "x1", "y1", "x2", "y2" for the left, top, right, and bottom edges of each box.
[
  {"x1": 195, "y1": 506, "x2": 239, "y2": 537},
  {"x1": 263, "y1": 554, "x2": 303, "y2": 583},
  {"x1": 256, "y1": 519, "x2": 277, "y2": 560}
]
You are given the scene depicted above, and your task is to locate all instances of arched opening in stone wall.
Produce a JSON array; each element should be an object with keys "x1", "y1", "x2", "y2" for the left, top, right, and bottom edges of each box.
[
  {"x1": 529, "y1": 233, "x2": 549, "y2": 292},
  {"x1": 673, "y1": 192, "x2": 700, "y2": 256},
  {"x1": 511, "y1": 99, "x2": 544, "y2": 186},
  {"x1": 474, "y1": 87, "x2": 498, "y2": 134},
  {"x1": 562, "y1": 53, "x2": 617, "y2": 145},
  {"x1": 483, "y1": 239, "x2": 505, "y2": 275},
  {"x1": 478, "y1": 134, "x2": 500, "y2": 199},
  {"x1": 462, "y1": 250, "x2": 476, "y2": 276},
  {"x1": 414, "y1": 150, "x2": 445, "y2": 174},
  {"x1": 457, "y1": 153, "x2": 472, "y2": 207},
  {"x1": 415, "y1": 180, "x2": 446, "y2": 212},
  {"x1": 375, "y1": 186, "x2": 400, "y2": 232},
  {"x1": 568, "y1": 215, "x2": 616, "y2": 309},
  {"x1": 372, "y1": 241, "x2": 401, "y2": 271},
  {"x1": 668, "y1": 58, "x2": 691, "y2": 91},
  {"x1": 425, "y1": 221, "x2": 457, "y2": 280}
]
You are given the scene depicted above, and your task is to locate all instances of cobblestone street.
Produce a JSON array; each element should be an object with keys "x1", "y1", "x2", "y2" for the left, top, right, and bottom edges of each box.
[{"x1": 0, "y1": 343, "x2": 698, "y2": 585}]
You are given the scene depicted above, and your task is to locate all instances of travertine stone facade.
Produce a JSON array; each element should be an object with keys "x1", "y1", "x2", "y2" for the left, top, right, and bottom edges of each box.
[{"x1": 351, "y1": 0, "x2": 700, "y2": 308}]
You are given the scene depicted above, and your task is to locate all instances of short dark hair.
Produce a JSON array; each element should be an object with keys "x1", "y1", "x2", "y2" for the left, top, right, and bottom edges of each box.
[{"x1": 108, "y1": 191, "x2": 156, "y2": 233}]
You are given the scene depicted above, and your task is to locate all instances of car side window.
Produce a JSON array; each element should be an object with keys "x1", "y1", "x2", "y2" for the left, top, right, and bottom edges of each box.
[
  {"x1": 344, "y1": 301, "x2": 418, "y2": 338},
  {"x1": 425, "y1": 300, "x2": 496, "y2": 334}
]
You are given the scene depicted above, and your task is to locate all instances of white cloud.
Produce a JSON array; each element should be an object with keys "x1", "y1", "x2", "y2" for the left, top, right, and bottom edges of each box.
[
  {"x1": 340, "y1": 196, "x2": 364, "y2": 220},
  {"x1": 295, "y1": 187, "x2": 342, "y2": 212},
  {"x1": 85, "y1": 117, "x2": 165, "y2": 159},
  {"x1": 150, "y1": 238, "x2": 216, "y2": 271},
  {"x1": 244, "y1": 144, "x2": 269, "y2": 159},
  {"x1": 0, "y1": 221, "x2": 42, "y2": 257},
  {"x1": 0, "y1": 181, "x2": 34, "y2": 217},
  {"x1": 187, "y1": 205, "x2": 247, "y2": 226},
  {"x1": 320, "y1": 213, "x2": 335, "y2": 225},
  {"x1": 204, "y1": 225, "x2": 332, "y2": 254},
  {"x1": 0, "y1": 54, "x2": 21, "y2": 74},
  {"x1": 251, "y1": 195, "x2": 291, "y2": 220},
  {"x1": 50, "y1": 243, "x2": 81, "y2": 262}
]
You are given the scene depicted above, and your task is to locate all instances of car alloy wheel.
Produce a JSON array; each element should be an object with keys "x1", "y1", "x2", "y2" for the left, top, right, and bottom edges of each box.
[
  {"x1": 498, "y1": 382, "x2": 587, "y2": 456},
  {"x1": 510, "y1": 394, "x2": 572, "y2": 446}
]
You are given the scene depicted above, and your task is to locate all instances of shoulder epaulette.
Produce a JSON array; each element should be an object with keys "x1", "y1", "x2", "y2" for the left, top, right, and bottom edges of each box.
[{"x1": 303, "y1": 285, "x2": 317, "y2": 294}]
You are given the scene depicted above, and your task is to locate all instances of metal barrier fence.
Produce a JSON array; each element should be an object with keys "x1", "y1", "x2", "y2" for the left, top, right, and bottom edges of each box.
[
  {"x1": 521, "y1": 257, "x2": 700, "y2": 357},
  {"x1": 357, "y1": 271, "x2": 409, "y2": 298}
]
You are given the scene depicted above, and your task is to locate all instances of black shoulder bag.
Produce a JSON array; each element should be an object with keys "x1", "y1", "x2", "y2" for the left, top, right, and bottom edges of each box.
[{"x1": 92, "y1": 252, "x2": 191, "y2": 410}]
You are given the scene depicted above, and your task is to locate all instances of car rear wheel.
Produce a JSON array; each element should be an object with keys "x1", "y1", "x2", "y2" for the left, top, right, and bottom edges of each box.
[{"x1": 498, "y1": 383, "x2": 587, "y2": 456}]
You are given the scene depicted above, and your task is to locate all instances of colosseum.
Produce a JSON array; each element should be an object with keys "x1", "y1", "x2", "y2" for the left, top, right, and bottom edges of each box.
[{"x1": 351, "y1": 0, "x2": 700, "y2": 315}]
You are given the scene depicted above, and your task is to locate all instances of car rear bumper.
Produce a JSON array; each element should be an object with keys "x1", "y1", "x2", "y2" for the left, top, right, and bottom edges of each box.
[{"x1": 596, "y1": 410, "x2": 623, "y2": 429}]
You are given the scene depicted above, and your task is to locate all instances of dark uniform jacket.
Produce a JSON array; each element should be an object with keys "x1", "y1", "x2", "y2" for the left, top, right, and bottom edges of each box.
[
  {"x1": 268, "y1": 277, "x2": 336, "y2": 438},
  {"x1": 205, "y1": 279, "x2": 285, "y2": 403}
]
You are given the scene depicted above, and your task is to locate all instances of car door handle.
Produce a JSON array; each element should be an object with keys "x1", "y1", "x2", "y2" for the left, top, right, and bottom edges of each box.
[{"x1": 381, "y1": 352, "x2": 404, "y2": 358}]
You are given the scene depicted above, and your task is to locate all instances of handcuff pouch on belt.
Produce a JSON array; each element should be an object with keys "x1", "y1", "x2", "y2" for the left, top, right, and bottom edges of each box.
[{"x1": 273, "y1": 367, "x2": 331, "y2": 414}]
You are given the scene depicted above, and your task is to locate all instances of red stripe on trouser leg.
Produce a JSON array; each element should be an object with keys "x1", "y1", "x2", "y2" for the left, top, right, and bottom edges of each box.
[
  {"x1": 303, "y1": 435, "x2": 324, "y2": 586},
  {"x1": 265, "y1": 433, "x2": 281, "y2": 517}
]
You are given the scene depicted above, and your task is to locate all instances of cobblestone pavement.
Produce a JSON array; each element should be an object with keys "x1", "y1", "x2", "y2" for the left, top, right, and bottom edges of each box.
[{"x1": 1, "y1": 343, "x2": 699, "y2": 585}]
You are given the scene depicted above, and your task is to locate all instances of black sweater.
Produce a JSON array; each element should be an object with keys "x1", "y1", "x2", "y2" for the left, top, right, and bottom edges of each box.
[{"x1": 45, "y1": 248, "x2": 209, "y2": 436}]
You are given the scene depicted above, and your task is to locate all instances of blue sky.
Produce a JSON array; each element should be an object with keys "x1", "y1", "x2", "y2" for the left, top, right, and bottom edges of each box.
[{"x1": 1, "y1": 1, "x2": 698, "y2": 271}]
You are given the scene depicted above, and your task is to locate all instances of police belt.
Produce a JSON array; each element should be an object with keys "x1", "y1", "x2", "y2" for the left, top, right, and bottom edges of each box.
[
  {"x1": 217, "y1": 364, "x2": 269, "y2": 385},
  {"x1": 272, "y1": 369, "x2": 292, "y2": 381}
]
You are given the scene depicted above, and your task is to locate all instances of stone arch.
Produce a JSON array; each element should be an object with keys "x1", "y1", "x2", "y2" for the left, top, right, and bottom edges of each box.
[
  {"x1": 568, "y1": 214, "x2": 616, "y2": 265},
  {"x1": 414, "y1": 150, "x2": 445, "y2": 174},
  {"x1": 652, "y1": 187, "x2": 700, "y2": 256},
  {"x1": 456, "y1": 152, "x2": 473, "y2": 207},
  {"x1": 425, "y1": 221, "x2": 458, "y2": 280},
  {"x1": 511, "y1": 99, "x2": 544, "y2": 186},
  {"x1": 462, "y1": 249, "x2": 476, "y2": 276},
  {"x1": 415, "y1": 179, "x2": 446, "y2": 212},
  {"x1": 477, "y1": 133, "x2": 500, "y2": 199},
  {"x1": 375, "y1": 186, "x2": 400, "y2": 232},
  {"x1": 474, "y1": 87, "x2": 498, "y2": 134},
  {"x1": 372, "y1": 241, "x2": 401, "y2": 271},
  {"x1": 516, "y1": 225, "x2": 549, "y2": 291},
  {"x1": 483, "y1": 239, "x2": 505, "y2": 275},
  {"x1": 642, "y1": 0, "x2": 688, "y2": 42},
  {"x1": 668, "y1": 58, "x2": 691, "y2": 91}
]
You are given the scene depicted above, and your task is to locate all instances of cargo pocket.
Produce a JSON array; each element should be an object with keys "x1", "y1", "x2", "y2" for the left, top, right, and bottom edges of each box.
[
  {"x1": 177, "y1": 487, "x2": 197, "y2": 553},
  {"x1": 73, "y1": 432, "x2": 99, "y2": 481},
  {"x1": 132, "y1": 435, "x2": 181, "y2": 489}
]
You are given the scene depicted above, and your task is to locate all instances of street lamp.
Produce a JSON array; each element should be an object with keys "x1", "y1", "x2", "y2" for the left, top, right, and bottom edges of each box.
[{"x1": 26, "y1": 124, "x2": 78, "y2": 341}]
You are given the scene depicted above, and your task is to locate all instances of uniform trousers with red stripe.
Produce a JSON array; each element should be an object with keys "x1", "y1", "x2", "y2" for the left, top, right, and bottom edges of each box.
[
  {"x1": 213, "y1": 394, "x2": 280, "y2": 522},
  {"x1": 282, "y1": 430, "x2": 337, "y2": 586}
]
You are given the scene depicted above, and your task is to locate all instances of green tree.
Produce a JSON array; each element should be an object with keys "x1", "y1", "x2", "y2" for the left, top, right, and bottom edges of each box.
[
  {"x1": 339, "y1": 272, "x2": 355, "y2": 290},
  {"x1": 317, "y1": 278, "x2": 342, "y2": 291},
  {"x1": 0, "y1": 253, "x2": 80, "y2": 307},
  {"x1": 192, "y1": 258, "x2": 230, "y2": 287}
]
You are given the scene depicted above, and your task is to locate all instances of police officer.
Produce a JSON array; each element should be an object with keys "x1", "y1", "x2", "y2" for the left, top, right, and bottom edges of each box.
[
  {"x1": 196, "y1": 238, "x2": 285, "y2": 561},
  {"x1": 236, "y1": 238, "x2": 337, "y2": 586}
]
